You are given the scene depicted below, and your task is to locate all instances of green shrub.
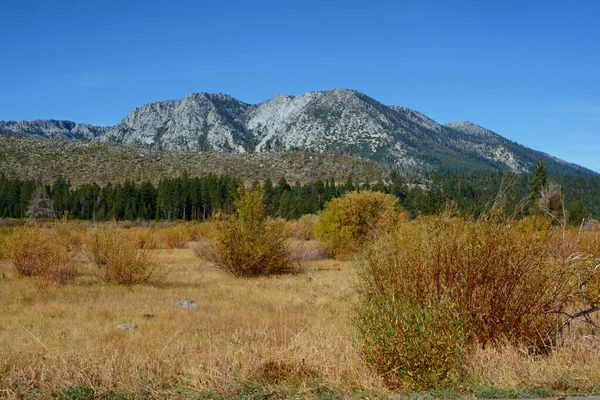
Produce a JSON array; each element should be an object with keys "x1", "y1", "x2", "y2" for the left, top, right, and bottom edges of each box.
[
  {"x1": 355, "y1": 291, "x2": 467, "y2": 389},
  {"x1": 201, "y1": 188, "x2": 294, "y2": 277},
  {"x1": 315, "y1": 191, "x2": 405, "y2": 259}
]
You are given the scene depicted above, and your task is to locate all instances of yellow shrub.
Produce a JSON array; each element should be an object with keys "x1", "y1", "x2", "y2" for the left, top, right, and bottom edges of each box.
[
  {"x1": 201, "y1": 189, "x2": 294, "y2": 277},
  {"x1": 287, "y1": 214, "x2": 319, "y2": 240},
  {"x1": 0, "y1": 233, "x2": 7, "y2": 260},
  {"x1": 51, "y1": 221, "x2": 86, "y2": 251},
  {"x1": 315, "y1": 191, "x2": 406, "y2": 258},
  {"x1": 87, "y1": 226, "x2": 161, "y2": 285},
  {"x1": 355, "y1": 217, "x2": 579, "y2": 389},
  {"x1": 127, "y1": 227, "x2": 162, "y2": 249},
  {"x1": 186, "y1": 222, "x2": 211, "y2": 241},
  {"x1": 6, "y1": 227, "x2": 76, "y2": 283},
  {"x1": 560, "y1": 227, "x2": 600, "y2": 307},
  {"x1": 159, "y1": 226, "x2": 190, "y2": 249}
]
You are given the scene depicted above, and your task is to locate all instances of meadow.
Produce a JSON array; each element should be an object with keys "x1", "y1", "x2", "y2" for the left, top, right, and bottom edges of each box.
[{"x1": 1, "y1": 191, "x2": 600, "y2": 399}]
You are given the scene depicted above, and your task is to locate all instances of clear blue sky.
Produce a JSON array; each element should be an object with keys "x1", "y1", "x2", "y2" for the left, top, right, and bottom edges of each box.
[{"x1": 1, "y1": 0, "x2": 598, "y2": 172}]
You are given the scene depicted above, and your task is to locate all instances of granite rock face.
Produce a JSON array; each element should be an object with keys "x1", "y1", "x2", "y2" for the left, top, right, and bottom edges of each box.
[{"x1": 0, "y1": 89, "x2": 593, "y2": 175}]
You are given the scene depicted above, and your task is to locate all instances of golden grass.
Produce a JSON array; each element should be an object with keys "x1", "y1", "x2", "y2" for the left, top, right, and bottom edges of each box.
[
  {"x1": 468, "y1": 334, "x2": 600, "y2": 391},
  {"x1": 0, "y1": 222, "x2": 599, "y2": 398},
  {"x1": 0, "y1": 245, "x2": 385, "y2": 398}
]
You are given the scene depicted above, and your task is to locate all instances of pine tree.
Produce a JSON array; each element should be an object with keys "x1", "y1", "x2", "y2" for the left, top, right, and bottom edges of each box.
[
  {"x1": 531, "y1": 158, "x2": 548, "y2": 199},
  {"x1": 568, "y1": 201, "x2": 589, "y2": 226},
  {"x1": 263, "y1": 178, "x2": 274, "y2": 216}
]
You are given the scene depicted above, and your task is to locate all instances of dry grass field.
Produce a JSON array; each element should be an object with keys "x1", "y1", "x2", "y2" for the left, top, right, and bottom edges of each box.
[
  {"x1": 1, "y1": 220, "x2": 600, "y2": 399},
  {"x1": 0, "y1": 233, "x2": 383, "y2": 399}
]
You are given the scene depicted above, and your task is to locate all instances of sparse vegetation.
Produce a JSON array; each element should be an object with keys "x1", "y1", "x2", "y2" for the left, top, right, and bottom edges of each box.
[{"x1": 0, "y1": 135, "x2": 385, "y2": 186}]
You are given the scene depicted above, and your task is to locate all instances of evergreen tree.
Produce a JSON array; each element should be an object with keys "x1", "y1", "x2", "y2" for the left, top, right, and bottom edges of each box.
[
  {"x1": 263, "y1": 177, "x2": 274, "y2": 216},
  {"x1": 568, "y1": 201, "x2": 589, "y2": 226},
  {"x1": 531, "y1": 158, "x2": 548, "y2": 199}
]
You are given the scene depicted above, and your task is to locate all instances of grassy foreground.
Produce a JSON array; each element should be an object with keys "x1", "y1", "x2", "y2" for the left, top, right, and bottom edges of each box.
[{"x1": 0, "y1": 222, "x2": 600, "y2": 399}]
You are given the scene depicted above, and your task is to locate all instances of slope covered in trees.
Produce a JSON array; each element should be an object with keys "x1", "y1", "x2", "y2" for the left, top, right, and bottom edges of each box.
[{"x1": 2, "y1": 169, "x2": 599, "y2": 223}]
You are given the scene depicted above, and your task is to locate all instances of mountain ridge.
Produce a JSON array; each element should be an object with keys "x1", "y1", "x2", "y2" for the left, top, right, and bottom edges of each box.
[{"x1": 0, "y1": 89, "x2": 596, "y2": 177}]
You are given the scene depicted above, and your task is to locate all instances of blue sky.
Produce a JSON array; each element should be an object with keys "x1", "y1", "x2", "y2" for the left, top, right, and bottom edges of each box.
[{"x1": 1, "y1": 0, "x2": 598, "y2": 172}]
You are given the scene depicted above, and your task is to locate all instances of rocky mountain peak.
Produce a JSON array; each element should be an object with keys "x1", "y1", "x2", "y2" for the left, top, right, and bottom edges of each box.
[
  {"x1": 0, "y1": 89, "x2": 595, "y2": 177},
  {"x1": 444, "y1": 121, "x2": 499, "y2": 138}
]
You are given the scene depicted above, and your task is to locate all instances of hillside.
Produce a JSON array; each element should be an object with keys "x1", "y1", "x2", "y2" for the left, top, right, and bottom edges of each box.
[
  {"x1": 0, "y1": 136, "x2": 385, "y2": 186},
  {"x1": 0, "y1": 89, "x2": 596, "y2": 177}
]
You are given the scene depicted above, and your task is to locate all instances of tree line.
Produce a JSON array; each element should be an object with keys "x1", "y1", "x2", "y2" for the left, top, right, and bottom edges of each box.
[{"x1": 0, "y1": 162, "x2": 598, "y2": 223}]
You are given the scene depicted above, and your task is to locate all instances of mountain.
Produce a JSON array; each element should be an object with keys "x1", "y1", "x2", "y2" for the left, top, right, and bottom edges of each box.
[
  {"x1": 0, "y1": 120, "x2": 108, "y2": 140},
  {"x1": 0, "y1": 89, "x2": 595, "y2": 177},
  {"x1": 104, "y1": 93, "x2": 253, "y2": 151},
  {"x1": 0, "y1": 135, "x2": 385, "y2": 185}
]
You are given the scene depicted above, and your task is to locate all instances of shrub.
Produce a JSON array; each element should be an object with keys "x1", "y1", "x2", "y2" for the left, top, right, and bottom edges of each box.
[
  {"x1": 354, "y1": 217, "x2": 575, "y2": 389},
  {"x1": 87, "y1": 226, "x2": 117, "y2": 266},
  {"x1": 51, "y1": 219, "x2": 86, "y2": 252},
  {"x1": 355, "y1": 291, "x2": 467, "y2": 389},
  {"x1": 288, "y1": 239, "x2": 327, "y2": 260},
  {"x1": 315, "y1": 191, "x2": 405, "y2": 258},
  {"x1": 159, "y1": 226, "x2": 190, "y2": 249},
  {"x1": 5, "y1": 227, "x2": 76, "y2": 283},
  {"x1": 201, "y1": 189, "x2": 294, "y2": 277},
  {"x1": 126, "y1": 227, "x2": 162, "y2": 249},
  {"x1": 186, "y1": 222, "x2": 211, "y2": 241},
  {"x1": 87, "y1": 226, "x2": 160, "y2": 285},
  {"x1": 0, "y1": 234, "x2": 7, "y2": 260},
  {"x1": 288, "y1": 214, "x2": 319, "y2": 240}
]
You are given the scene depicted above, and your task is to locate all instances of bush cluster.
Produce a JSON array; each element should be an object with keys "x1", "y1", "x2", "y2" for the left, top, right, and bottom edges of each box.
[
  {"x1": 5, "y1": 226, "x2": 77, "y2": 284},
  {"x1": 88, "y1": 226, "x2": 160, "y2": 285},
  {"x1": 315, "y1": 191, "x2": 405, "y2": 258},
  {"x1": 200, "y1": 189, "x2": 294, "y2": 277},
  {"x1": 354, "y1": 216, "x2": 574, "y2": 389}
]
